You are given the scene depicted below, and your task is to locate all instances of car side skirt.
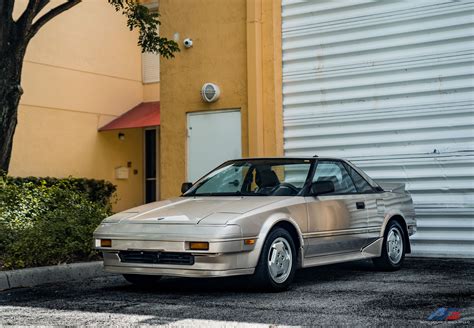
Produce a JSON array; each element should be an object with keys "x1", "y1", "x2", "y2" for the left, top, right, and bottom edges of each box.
[{"x1": 301, "y1": 237, "x2": 383, "y2": 268}]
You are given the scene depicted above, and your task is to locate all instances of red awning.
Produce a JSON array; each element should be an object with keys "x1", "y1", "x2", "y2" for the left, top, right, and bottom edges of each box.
[{"x1": 99, "y1": 101, "x2": 160, "y2": 131}]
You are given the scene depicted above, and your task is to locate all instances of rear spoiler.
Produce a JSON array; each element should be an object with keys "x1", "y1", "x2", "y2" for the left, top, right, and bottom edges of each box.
[{"x1": 376, "y1": 182, "x2": 406, "y2": 193}]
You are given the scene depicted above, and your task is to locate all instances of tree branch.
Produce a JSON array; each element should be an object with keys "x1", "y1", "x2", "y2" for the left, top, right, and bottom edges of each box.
[
  {"x1": 26, "y1": 0, "x2": 81, "y2": 40},
  {"x1": 17, "y1": 0, "x2": 39, "y2": 30},
  {"x1": 35, "y1": 0, "x2": 51, "y2": 16},
  {"x1": 16, "y1": 0, "x2": 51, "y2": 39}
]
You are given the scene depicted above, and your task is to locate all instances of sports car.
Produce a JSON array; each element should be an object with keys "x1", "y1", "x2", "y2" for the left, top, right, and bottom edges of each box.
[{"x1": 94, "y1": 157, "x2": 416, "y2": 291}]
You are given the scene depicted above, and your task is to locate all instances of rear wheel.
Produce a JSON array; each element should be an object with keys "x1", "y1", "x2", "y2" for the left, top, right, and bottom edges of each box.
[
  {"x1": 123, "y1": 274, "x2": 161, "y2": 286},
  {"x1": 251, "y1": 227, "x2": 297, "y2": 292},
  {"x1": 373, "y1": 220, "x2": 406, "y2": 271}
]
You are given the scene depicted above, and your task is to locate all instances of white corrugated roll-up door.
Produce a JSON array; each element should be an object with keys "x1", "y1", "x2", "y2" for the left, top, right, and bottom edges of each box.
[{"x1": 281, "y1": 0, "x2": 474, "y2": 257}]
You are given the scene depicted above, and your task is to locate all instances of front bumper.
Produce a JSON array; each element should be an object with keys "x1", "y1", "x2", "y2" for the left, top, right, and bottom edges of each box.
[
  {"x1": 101, "y1": 251, "x2": 255, "y2": 278},
  {"x1": 94, "y1": 223, "x2": 259, "y2": 278}
]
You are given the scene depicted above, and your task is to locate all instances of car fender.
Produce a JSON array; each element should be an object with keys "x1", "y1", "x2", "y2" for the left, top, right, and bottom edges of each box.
[
  {"x1": 381, "y1": 209, "x2": 412, "y2": 254},
  {"x1": 246, "y1": 213, "x2": 305, "y2": 269},
  {"x1": 381, "y1": 209, "x2": 408, "y2": 235}
]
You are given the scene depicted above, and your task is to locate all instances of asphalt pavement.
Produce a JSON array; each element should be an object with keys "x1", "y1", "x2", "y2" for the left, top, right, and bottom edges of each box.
[{"x1": 0, "y1": 257, "x2": 472, "y2": 327}]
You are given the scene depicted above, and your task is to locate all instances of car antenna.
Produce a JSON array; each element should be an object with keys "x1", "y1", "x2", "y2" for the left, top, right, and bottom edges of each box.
[{"x1": 313, "y1": 154, "x2": 318, "y2": 157}]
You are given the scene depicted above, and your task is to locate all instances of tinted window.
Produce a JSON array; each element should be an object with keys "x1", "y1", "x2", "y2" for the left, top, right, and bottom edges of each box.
[
  {"x1": 186, "y1": 159, "x2": 312, "y2": 196},
  {"x1": 312, "y1": 161, "x2": 357, "y2": 194},
  {"x1": 345, "y1": 164, "x2": 374, "y2": 193}
]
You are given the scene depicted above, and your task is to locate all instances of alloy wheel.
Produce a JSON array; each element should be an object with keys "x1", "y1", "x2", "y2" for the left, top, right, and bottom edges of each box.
[
  {"x1": 267, "y1": 237, "x2": 293, "y2": 284},
  {"x1": 387, "y1": 227, "x2": 403, "y2": 264}
]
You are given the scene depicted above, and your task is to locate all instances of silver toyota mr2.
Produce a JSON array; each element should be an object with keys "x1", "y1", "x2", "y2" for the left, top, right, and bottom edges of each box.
[{"x1": 94, "y1": 157, "x2": 416, "y2": 291}]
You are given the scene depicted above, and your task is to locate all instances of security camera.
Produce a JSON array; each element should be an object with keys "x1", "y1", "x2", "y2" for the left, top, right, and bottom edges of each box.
[{"x1": 183, "y1": 38, "x2": 193, "y2": 48}]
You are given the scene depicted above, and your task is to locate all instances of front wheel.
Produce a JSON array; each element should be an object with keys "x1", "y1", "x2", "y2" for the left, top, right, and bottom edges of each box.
[
  {"x1": 373, "y1": 220, "x2": 406, "y2": 271},
  {"x1": 123, "y1": 274, "x2": 161, "y2": 286},
  {"x1": 251, "y1": 227, "x2": 297, "y2": 292}
]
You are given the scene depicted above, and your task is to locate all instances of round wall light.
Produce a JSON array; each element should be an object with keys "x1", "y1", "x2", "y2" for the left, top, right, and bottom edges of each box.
[{"x1": 201, "y1": 83, "x2": 220, "y2": 103}]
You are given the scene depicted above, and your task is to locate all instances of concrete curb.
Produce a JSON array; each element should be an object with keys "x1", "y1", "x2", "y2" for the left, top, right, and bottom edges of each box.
[{"x1": 0, "y1": 261, "x2": 111, "y2": 291}]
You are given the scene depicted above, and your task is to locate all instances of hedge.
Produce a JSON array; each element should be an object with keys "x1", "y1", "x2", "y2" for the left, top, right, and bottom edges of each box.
[
  {"x1": 4, "y1": 176, "x2": 116, "y2": 207},
  {"x1": 0, "y1": 175, "x2": 116, "y2": 270}
]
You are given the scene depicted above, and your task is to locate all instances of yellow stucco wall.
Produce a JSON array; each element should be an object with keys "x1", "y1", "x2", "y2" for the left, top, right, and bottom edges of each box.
[
  {"x1": 9, "y1": 0, "x2": 151, "y2": 211},
  {"x1": 143, "y1": 83, "x2": 160, "y2": 102},
  {"x1": 158, "y1": 0, "x2": 282, "y2": 199},
  {"x1": 247, "y1": 0, "x2": 283, "y2": 157},
  {"x1": 158, "y1": 0, "x2": 249, "y2": 199},
  {"x1": 261, "y1": 0, "x2": 283, "y2": 157}
]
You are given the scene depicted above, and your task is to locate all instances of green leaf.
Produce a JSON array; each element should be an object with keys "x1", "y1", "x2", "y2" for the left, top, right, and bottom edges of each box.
[{"x1": 108, "y1": 0, "x2": 180, "y2": 58}]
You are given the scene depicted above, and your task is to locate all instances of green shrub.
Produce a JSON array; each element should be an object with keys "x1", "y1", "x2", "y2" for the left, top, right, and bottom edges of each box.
[
  {"x1": 0, "y1": 176, "x2": 115, "y2": 270},
  {"x1": 4, "y1": 176, "x2": 116, "y2": 207}
]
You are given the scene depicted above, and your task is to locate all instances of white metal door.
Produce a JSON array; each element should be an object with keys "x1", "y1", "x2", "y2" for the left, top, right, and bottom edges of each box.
[
  {"x1": 187, "y1": 110, "x2": 242, "y2": 182},
  {"x1": 282, "y1": 1, "x2": 474, "y2": 257}
]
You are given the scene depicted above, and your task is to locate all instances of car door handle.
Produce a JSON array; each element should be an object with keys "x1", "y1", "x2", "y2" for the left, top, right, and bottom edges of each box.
[{"x1": 356, "y1": 202, "x2": 365, "y2": 209}]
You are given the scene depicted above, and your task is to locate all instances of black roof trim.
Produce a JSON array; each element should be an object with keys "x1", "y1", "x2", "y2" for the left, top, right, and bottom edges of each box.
[{"x1": 224, "y1": 156, "x2": 349, "y2": 162}]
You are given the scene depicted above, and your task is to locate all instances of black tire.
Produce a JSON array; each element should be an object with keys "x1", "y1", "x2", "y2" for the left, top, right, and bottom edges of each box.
[
  {"x1": 373, "y1": 220, "x2": 406, "y2": 271},
  {"x1": 123, "y1": 274, "x2": 161, "y2": 286},
  {"x1": 251, "y1": 227, "x2": 297, "y2": 292}
]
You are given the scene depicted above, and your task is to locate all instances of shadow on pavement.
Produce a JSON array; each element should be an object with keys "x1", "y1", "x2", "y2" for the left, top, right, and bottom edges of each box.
[
  {"x1": 104, "y1": 259, "x2": 376, "y2": 294},
  {"x1": 0, "y1": 258, "x2": 473, "y2": 326}
]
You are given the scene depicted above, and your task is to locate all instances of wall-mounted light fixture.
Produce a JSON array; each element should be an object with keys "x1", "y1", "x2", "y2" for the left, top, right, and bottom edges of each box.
[
  {"x1": 118, "y1": 132, "x2": 125, "y2": 141},
  {"x1": 201, "y1": 83, "x2": 220, "y2": 103}
]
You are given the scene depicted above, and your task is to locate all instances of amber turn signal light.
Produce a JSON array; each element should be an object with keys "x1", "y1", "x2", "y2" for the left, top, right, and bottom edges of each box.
[
  {"x1": 244, "y1": 239, "x2": 256, "y2": 245},
  {"x1": 100, "y1": 239, "x2": 112, "y2": 247},
  {"x1": 189, "y1": 242, "x2": 209, "y2": 250}
]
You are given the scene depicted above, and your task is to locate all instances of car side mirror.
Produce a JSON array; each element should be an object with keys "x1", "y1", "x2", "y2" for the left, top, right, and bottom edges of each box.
[
  {"x1": 181, "y1": 182, "x2": 193, "y2": 194},
  {"x1": 310, "y1": 181, "x2": 335, "y2": 196}
]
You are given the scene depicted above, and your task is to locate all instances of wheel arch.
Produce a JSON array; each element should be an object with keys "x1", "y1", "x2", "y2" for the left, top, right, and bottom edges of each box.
[
  {"x1": 384, "y1": 214, "x2": 411, "y2": 254},
  {"x1": 256, "y1": 216, "x2": 305, "y2": 268}
]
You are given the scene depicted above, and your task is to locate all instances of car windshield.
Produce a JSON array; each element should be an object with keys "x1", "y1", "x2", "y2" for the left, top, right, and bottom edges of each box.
[{"x1": 184, "y1": 159, "x2": 313, "y2": 197}]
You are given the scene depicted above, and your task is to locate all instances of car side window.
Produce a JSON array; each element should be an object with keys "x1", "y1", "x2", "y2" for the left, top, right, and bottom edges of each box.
[
  {"x1": 312, "y1": 161, "x2": 357, "y2": 194},
  {"x1": 281, "y1": 163, "x2": 311, "y2": 188},
  {"x1": 345, "y1": 163, "x2": 374, "y2": 193}
]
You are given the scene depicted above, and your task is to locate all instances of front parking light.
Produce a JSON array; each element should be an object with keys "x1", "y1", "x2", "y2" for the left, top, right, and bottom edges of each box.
[
  {"x1": 100, "y1": 239, "x2": 112, "y2": 247},
  {"x1": 189, "y1": 242, "x2": 209, "y2": 250}
]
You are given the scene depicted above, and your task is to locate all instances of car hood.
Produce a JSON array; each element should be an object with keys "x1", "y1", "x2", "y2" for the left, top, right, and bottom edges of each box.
[{"x1": 104, "y1": 197, "x2": 285, "y2": 225}]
